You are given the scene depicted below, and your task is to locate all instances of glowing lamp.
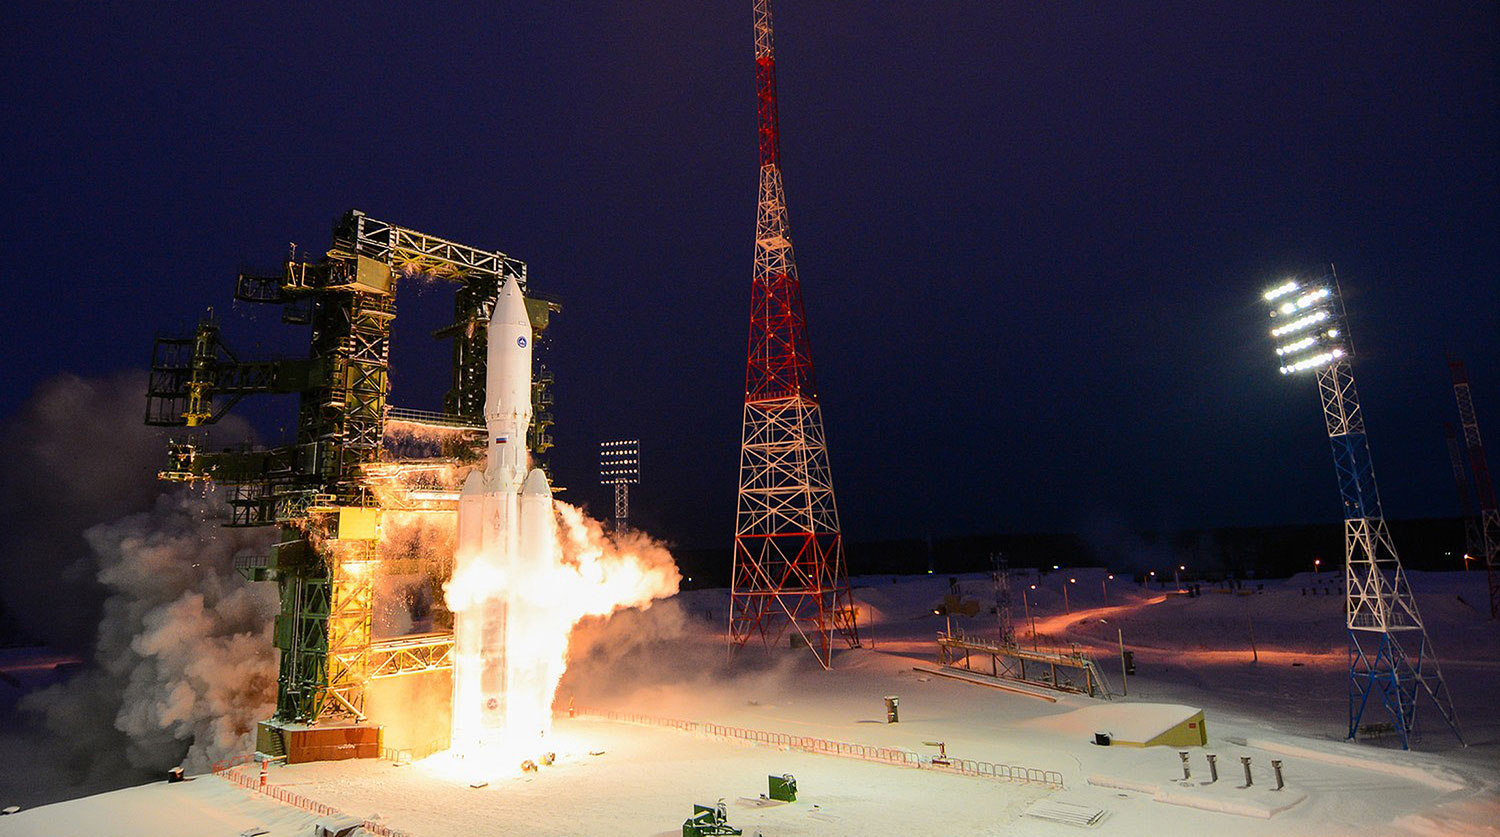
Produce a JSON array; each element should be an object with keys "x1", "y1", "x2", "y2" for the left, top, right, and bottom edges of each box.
[{"x1": 1264, "y1": 275, "x2": 1348, "y2": 374}]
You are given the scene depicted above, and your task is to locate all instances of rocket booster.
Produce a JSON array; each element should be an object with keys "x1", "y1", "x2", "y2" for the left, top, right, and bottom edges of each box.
[{"x1": 451, "y1": 276, "x2": 556, "y2": 754}]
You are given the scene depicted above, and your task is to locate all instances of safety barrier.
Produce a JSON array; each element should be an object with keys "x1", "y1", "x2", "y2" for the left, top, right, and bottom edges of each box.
[
  {"x1": 211, "y1": 758, "x2": 413, "y2": 837},
  {"x1": 576, "y1": 708, "x2": 1064, "y2": 789}
]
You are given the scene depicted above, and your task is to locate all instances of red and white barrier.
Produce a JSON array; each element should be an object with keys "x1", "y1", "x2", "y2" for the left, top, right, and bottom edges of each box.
[
  {"x1": 574, "y1": 707, "x2": 1065, "y2": 789},
  {"x1": 211, "y1": 758, "x2": 411, "y2": 837}
]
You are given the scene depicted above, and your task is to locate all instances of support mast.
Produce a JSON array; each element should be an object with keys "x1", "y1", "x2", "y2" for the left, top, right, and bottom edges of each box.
[
  {"x1": 731, "y1": 0, "x2": 860, "y2": 668},
  {"x1": 1449, "y1": 360, "x2": 1500, "y2": 618},
  {"x1": 1443, "y1": 422, "x2": 1484, "y2": 568}
]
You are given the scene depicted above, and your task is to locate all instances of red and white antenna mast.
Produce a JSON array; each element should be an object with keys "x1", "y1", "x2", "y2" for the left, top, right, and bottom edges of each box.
[
  {"x1": 730, "y1": 0, "x2": 860, "y2": 669},
  {"x1": 1450, "y1": 360, "x2": 1500, "y2": 618}
]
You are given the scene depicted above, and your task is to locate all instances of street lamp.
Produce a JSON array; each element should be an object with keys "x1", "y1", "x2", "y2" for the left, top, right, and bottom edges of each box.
[
  {"x1": 1175, "y1": 564, "x2": 1185, "y2": 592},
  {"x1": 1148, "y1": 570, "x2": 1156, "y2": 587},
  {"x1": 1064, "y1": 577, "x2": 1076, "y2": 614},
  {"x1": 1102, "y1": 573, "x2": 1114, "y2": 604},
  {"x1": 1314, "y1": 558, "x2": 1322, "y2": 577}
]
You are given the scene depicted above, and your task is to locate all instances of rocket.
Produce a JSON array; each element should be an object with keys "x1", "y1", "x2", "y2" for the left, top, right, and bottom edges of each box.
[{"x1": 451, "y1": 275, "x2": 557, "y2": 754}]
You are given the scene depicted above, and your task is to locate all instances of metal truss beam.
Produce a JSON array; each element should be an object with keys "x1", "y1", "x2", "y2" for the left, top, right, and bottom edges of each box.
[
  {"x1": 336, "y1": 210, "x2": 527, "y2": 284},
  {"x1": 369, "y1": 632, "x2": 455, "y2": 679}
]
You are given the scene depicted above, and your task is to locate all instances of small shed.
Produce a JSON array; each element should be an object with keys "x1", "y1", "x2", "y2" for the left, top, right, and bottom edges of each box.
[
  {"x1": 1101, "y1": 703, "x2": 1207, "y2": 747},
  {"x1": 1033, "y1": 702, "x2": 1208, "y2": 747}
]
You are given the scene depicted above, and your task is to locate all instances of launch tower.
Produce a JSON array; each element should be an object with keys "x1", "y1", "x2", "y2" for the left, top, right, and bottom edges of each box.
[
  {"x1": 1262, "y1": 272, "x2": 1461, "y2": 749},
  {"x1": 730, "y1": 0, "x2": 860, "y2": 669},
  {"x1": 146, "y1": 210, "x2": 558, "y2": 757}
]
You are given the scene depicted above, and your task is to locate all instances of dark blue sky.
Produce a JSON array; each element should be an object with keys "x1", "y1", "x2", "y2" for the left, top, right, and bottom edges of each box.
[{"x1": 1, "y1": 2, "x2": 1495, "y2": 549}]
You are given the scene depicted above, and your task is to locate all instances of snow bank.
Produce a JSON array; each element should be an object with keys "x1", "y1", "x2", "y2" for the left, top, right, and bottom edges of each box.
[
  {"x1": 1244, "y1": 738, "x2": 1466, "y2": 793},
  {"x1": 1088, "y1": 773, "x2": 1307, "y2": 819},
  {"x1": 0, "y1": 776, "x2": 321, "y2": 837}
]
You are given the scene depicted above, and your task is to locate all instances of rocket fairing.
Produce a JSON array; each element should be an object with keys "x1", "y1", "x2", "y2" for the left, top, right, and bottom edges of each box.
[{"x1": 451, "y1": 276, "x2": 556, "y2": 755}]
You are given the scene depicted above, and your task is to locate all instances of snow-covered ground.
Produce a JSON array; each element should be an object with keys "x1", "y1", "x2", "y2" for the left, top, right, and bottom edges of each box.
[{"x1": 4, "y1": 569, "x2": 1498, "y2": 835}]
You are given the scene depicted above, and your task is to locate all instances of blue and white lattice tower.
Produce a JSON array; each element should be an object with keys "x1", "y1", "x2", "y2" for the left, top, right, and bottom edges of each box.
[{"x1": 1263, "y1": 272, "x2": 1462, "y2": 749}]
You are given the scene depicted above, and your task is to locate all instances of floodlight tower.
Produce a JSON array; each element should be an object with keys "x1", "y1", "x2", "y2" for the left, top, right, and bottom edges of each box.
[
  {"x1": 599, "y1": 439, "x2": 640, "y2": 532},
  {"x1": 1448, "y1": 360, "x2": 1500, "y2": 618},
  {"x1": 1263, "y1": 273, "x2": 1462, "y2": 748}
]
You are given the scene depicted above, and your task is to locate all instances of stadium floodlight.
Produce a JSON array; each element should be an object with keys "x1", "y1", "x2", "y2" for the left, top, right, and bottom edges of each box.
[
  {"x1": 599, "y1": 439, "x2": 640, "y2": 485},
  {"x1": 599, "y1": 439, "x2": 640, "y2": 531},
  {"x1": 1270, "y1": 310, "x2": 1330, "y2": 337},
  {"x1": 1264, "y1": 276, "x2": 1348, "y2": 375},
  {"x1": 1263, "y1": 280, "x2": 1299, "y2": 301}
]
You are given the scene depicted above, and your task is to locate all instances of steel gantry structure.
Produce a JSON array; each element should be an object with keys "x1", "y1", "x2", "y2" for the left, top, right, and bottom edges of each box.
[
  {"x1": 730, "y1": 0, "x2": 860, "y2": 669},
  {"x1": 1263, "y1": 273, "x2": 1461, "y2": 749},
  {"x1": 146, "y1": 210, "x2": 559, "y2": 729},
  {"x1": 1449, "y1": 360, "x2": 1500, "y2": 618}
]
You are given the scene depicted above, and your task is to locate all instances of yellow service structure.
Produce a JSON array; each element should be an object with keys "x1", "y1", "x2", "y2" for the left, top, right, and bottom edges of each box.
[{"x1": 1109, "y1": 705, "x2": 1207, "y2": 747}]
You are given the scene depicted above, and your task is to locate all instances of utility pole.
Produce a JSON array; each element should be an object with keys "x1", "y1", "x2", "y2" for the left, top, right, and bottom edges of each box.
[{"x1": 1117, "y1": 628, "x2": 1128, "y2": 696}]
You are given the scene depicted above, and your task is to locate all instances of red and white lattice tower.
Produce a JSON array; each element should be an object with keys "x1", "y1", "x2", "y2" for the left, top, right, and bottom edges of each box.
[
  {"x1": 730, "y1": 0, "x2": 860, "y2": 669},
  {"x1": 1450, "y1": 360, "x2": 1500, "y2": 619}
]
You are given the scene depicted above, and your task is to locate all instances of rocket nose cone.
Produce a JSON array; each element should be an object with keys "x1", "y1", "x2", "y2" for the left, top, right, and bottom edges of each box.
[
  {"x1": 521, "y1": 468, "x2": 551, "y2": 497},
  {"x1": 491, "y1": 276, "x2": 530, "y2": 328},
  {"x1": 461, "y1": 468, "x2": 486, "y2": 494}
]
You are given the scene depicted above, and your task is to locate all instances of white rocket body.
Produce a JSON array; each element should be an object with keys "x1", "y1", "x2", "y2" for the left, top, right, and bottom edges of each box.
[{"x1": 451, "y1": 277, "x2": 556, "y2": 755}]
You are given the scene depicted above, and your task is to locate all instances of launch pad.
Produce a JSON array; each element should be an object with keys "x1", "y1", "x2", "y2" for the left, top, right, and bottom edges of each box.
[{"x1": 145, "y1": 210, "x2": 560, "y2": 758}]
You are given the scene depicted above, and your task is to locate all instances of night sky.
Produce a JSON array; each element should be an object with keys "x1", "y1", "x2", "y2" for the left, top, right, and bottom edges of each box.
[{"x1": 2, "y1": 2, "x2": 1495, "y2": 551}]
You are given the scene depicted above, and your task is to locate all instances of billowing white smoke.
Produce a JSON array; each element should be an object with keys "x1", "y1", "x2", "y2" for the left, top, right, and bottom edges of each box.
[
  {"x1": 0, "y1": 372, "x2": 255, "y2": 655},
  {"x1": 442, "y1": 499, "x2": 679, "y2": 771},
  {"x1": 553, "y1": 502, "x2": 681, "y2": 619},
  {"x1": 23, "y1": 489, "x2": 277, "y2": 775}
]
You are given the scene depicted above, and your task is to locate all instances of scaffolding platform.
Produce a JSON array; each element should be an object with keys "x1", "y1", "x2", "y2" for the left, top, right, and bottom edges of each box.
[{"x1": 935, "y1": 631, "x2": 1110, "y2": 698}]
